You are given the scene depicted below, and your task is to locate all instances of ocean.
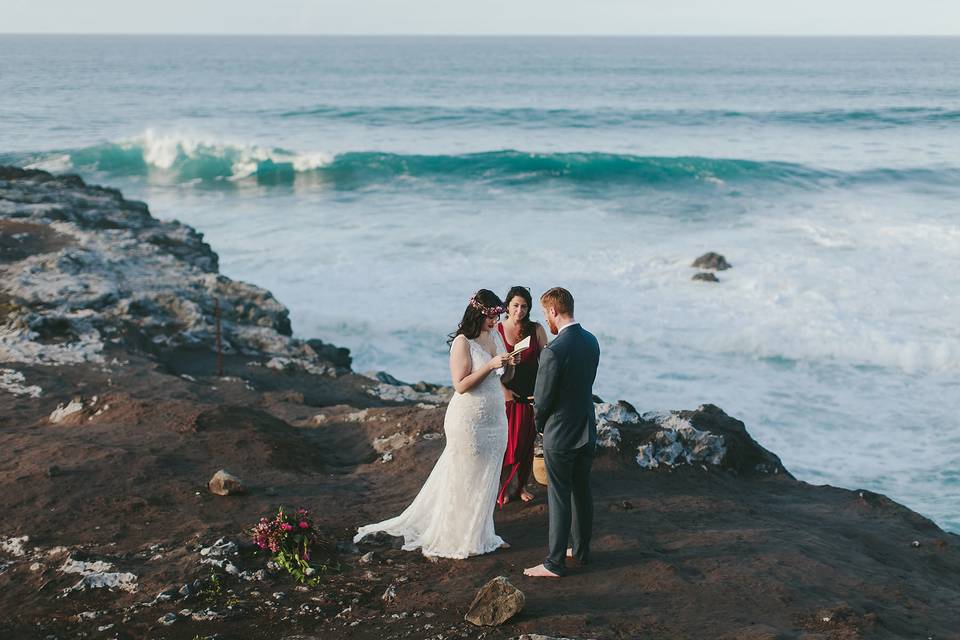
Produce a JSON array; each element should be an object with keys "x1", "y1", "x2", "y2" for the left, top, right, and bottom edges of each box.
[{"x1": 1, "y1": 35, "x2": 957, "y2": 531}]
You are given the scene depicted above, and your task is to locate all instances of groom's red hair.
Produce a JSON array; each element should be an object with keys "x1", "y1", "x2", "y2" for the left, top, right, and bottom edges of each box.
[{"x1": 540, "y1": 287, "x2": 574, "y2": 316}]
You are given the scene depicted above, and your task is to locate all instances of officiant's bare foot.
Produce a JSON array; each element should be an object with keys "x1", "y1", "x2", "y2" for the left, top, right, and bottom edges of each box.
[
  {"x1": 520, "y1": 490, "x2": 535, "y2": 502},
  {"x1": 523, "y1": 563, "x2": 561, "y2": 578}
]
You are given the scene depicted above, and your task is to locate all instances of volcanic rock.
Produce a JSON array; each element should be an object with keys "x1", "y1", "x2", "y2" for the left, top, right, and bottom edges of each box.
[
  {"x1": 207, "y1": 469, "x2": 246, "y2": 496},
  {"x1": 692, "y1": 251, "x2": 732, "y2": 270}
]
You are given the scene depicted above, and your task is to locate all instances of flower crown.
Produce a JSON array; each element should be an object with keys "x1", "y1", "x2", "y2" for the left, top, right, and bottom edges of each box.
[{"x1": 469, "y1": 294, "x2": 505, "y2": 317}]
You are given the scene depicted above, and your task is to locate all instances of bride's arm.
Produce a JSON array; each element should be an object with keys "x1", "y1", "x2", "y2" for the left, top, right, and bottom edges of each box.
[{"x1": 449, "y1": 335, "x2": 506, "y2": 394}]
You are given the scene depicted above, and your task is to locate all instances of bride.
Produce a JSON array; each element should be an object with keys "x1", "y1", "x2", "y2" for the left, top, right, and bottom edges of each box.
[{"x1": 354, "y1": 289, "x2": 517, "y2": 558}]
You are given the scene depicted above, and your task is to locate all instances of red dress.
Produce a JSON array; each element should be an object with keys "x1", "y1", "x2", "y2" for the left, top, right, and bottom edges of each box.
[{"x1": 496, "y1": 322, "x2": 541, "y2": 507}]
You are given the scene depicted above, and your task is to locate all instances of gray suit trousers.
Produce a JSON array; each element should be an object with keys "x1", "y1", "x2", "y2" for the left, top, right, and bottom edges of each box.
[{"x1": 542, "y1": 444, "x2": 595, "y2": 576}]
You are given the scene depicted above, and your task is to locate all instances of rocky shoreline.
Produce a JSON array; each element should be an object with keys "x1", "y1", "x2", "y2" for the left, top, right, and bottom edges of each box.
[{"x1": 1, "y1": 168, "x2": 958, "y2": 640}]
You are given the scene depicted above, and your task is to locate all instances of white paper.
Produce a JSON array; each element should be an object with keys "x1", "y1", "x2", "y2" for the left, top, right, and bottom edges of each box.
[{"x1": 509, "y1": 336, "x2": 531, "y2": 357}]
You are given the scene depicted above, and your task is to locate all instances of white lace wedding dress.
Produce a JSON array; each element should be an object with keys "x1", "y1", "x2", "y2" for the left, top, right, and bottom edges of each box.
[{"x1": 354, "y1": 333, "x2": 509, "y2": 559}]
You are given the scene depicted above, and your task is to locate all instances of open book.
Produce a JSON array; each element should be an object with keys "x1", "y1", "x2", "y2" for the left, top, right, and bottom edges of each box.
[{"x1": 508, "y1": 335, "x2": 531, "y2": 358}]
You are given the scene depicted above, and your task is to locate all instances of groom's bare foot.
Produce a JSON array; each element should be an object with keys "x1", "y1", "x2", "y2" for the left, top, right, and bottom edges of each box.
[
  {"x1": 566, "y1": 548, "x2": 574, "y2": 559},
  {"x1": 520, "y1": 490, "x2": 535, "y2": 502},
  {"x1": 523, "y1": 564, "x2": 561, "y2": 578}
]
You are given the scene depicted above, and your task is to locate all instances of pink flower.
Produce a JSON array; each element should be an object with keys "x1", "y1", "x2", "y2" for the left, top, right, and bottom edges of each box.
[
  {"x1": 298, "y1": 521, "x2": 309, "y2": 529},
  {"x1": 281, "y1": 522, "x2": 294, "y2": 532}
]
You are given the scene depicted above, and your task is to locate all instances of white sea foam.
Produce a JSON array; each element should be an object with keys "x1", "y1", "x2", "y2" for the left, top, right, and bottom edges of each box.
[{"x1": 133, "y1": 129, "x2": 333, "y2": 179}]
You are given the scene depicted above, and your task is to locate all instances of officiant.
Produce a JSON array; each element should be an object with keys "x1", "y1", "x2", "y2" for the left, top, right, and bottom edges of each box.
[{"x1": 496, "y1": 286, "x2": 549, "y2": 507}]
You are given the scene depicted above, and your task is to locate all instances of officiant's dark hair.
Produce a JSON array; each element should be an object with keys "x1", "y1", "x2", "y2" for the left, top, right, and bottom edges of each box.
[
  {"x1": 504, "y1": 285, "x2": 535, "y2": 338},
  {"x1": 447, "y1": 289, "x2": 504, "y2": 346}
]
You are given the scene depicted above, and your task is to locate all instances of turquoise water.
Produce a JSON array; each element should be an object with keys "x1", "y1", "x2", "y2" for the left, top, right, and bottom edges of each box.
[{"x1": 1, "y1": 36, "x2": 958, "y2": 531}]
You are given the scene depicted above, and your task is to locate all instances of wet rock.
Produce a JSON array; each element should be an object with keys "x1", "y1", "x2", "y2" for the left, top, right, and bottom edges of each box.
[
  {"x1": 0, "y1": 167, "x2": 340, "y2": 372},
  {"x1": 208, "y1": 469, "x2": 245, "y2": 496},
  {"x1": 306, "y1": 338, "x2": 352, "y2": 369},
  {"x1": 464, "y1": 576, "x2": 525, "y2": 626},
  {"x1": 692, "y1": 251, "x2": 731, "y2": 270},
  {"x1": 692, "y1": 272, "x2": 720, "y2": 283}
]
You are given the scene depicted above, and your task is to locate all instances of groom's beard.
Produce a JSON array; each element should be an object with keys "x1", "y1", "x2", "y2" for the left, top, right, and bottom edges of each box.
[{"x1": 546, "y1": 316, "x2": 559, "y2": 335}]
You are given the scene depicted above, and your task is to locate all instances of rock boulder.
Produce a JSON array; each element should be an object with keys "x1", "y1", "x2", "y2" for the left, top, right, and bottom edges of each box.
[
  {"x1": 464, "y1": 576, "x2": 525, "y2": 626},
  {"x1": 207, "y1": 469, "x2": 246, "y2": 496}
]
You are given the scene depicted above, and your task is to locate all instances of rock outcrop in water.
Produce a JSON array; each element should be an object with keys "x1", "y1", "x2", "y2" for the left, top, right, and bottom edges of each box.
[
  {"x1": 2, "y1": 168, "x2": 958, "y2": 640},
  {"x1": 692, "y1": 251, "x2": 732, "y2": 270}
]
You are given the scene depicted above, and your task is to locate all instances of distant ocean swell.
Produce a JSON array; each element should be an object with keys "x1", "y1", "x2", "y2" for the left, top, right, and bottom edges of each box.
[
  {"x1": 274, "y1": 104, "x2": 960, "y2": 129},
  {"x1": 6, "y1": 132, "x2": 959, "y2": 189}
]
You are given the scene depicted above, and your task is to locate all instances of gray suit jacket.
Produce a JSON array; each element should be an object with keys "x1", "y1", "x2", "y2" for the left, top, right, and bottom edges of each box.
[{"x1": 533, "y1": 323, "x2": 601, "y2": 451}]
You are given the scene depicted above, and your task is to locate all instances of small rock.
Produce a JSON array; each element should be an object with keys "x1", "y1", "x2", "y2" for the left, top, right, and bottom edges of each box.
[
  {"x1": 336, "y1": 540, "x2": 360, "y2": 555},
  {"x1": 157, "y1": 612, "x2": 177, "y2": 626},
  {"x1": 359, "y1": 551, "x2": 376, "y2": 564},
  {"x1": 692, "y1": 251, "x2": 732, "y2": 270},
  {"x1": 49, "y1": 398, "x2": 84, "y2": 423},
  {"x1": 178, "y1": 583, "x2": 192, "y2": 599},
  {"x1": 692, "y1": 272, "x2": 719, "y2": 283},
  {"x1": 464, "y1": 576, "x2": 525, "y2": 626},
  {"x1": 382, "y1": 585, "x2": 396, "y2": 603},
  {"x1": 207, "y1": 469, "x2": 246, "y2": 496}
]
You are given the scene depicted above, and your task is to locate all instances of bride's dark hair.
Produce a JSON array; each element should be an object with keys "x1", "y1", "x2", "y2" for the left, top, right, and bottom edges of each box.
[
  {"x1": 447, "y1": 289, "x2": 504, "y2": 346},
  {"x1": 504, "y1": 285, "x2": 535, "y2": 339}
]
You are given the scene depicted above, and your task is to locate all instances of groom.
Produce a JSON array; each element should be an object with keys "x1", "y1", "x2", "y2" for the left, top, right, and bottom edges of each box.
[{"x1": 524, "y1": 287, "x2": 600, "y2": 578}]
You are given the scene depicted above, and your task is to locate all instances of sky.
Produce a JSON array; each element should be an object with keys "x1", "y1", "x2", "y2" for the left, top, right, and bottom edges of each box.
[{"x1": 1, "y1": 0, "x2": 958, "y2": 35}]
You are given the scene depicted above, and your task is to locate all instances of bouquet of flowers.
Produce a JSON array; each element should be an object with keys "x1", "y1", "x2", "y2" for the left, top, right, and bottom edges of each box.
[{"x1": 251, "y1": 506, "x2": 324, "y2": 585}]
